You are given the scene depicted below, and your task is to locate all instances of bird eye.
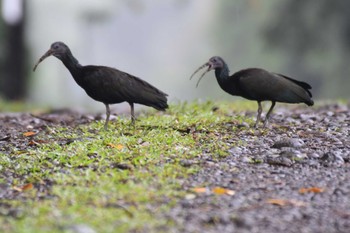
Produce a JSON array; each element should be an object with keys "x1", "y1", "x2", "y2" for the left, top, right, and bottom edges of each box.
[{"x1": 52, "y1": 44, "x2": 59, "y2": 50}]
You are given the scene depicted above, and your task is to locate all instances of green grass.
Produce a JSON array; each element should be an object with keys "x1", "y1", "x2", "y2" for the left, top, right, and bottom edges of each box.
[
  {"x1": 0, "y1": 100, "x2": 256, "y2": 233},
  {"x1": 0, "y1": 98, "x2": 45, "y2": 112}
]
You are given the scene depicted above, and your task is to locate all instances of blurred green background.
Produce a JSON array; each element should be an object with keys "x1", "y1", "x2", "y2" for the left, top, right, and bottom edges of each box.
[{"x1": 1, "y1": 0, "x2": 349, "y2": 112}]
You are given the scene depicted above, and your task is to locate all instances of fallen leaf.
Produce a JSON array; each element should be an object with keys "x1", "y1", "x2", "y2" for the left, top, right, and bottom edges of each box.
[
  {"x1": 106, "y1": 143, "x2": 115, "y2": 148},
  {"x1": 212, "y1": 187, "x2": 235, "y2": 196},
  {"x1": 21, "y1": 183, "x2": 34, "y2": 191},
  {"x1": 106, "y1": 143, "x2": 124, "y2": 150},
  {"x1": 12, "y1": 186, "x2": 23, "y2": 192},
  {"x1": 267, "y1": 198, "x2": 306, "y2": 207},
  {"x1": 28, "y1": 140, "x2": 48, "y2": 146},
  {"x1": 192, "y1": 187, "x2": 235, "y2": 196},
  {"x1": 289, "y1": 199, "x2": 307, "y2": 207},
  {"x1": 13, "y1": 183, "x2": 34, "y2": 192},
  {"x1": 267, "y1": 198, "x2": 288, "y2": 206},
  {"x1": 28, "y1": 140, "x2": 39, "y2": 146},
  {"x1": 193, "y1": 187, "x2": 207, "y2": 193},
  {"x1": 225, "y1": 189, "x2": 236, "y2": 196},
  {"x1": 299, "y1": 187, "x2": 325, "y2": 194},
  {"x1": 23, "y1": 131, "x2": 37, "y2": 137}
]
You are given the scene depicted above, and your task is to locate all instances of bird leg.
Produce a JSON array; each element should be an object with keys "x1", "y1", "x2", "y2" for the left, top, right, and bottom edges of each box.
[
  {"x1": 263, "y1": 101, "x2": 276, "y2": 128},
  {"x1": 129, "y1": 102, "x2": 135, "y2": 125},
  {"x1": 255, "y1": 101, "x2": 263, "y2": 128},
  {"x1": 104, "y1": 103, "x2": 110, "y2": 130}
]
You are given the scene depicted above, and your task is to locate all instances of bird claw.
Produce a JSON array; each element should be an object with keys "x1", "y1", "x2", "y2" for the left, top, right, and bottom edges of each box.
[
  {"x1": 130, "y1": 117, "x2": 136, "y2": 126},
  {"x1": 263, "y1": 121, "x2": 268, "y2": 128}
]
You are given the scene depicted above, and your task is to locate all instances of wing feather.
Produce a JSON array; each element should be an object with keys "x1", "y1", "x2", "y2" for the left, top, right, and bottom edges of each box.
[
  {"x1": 80, "y1": 66, "x2": 168, "y2": 109},
  {"x1": 233, "y1": 69, "x2": 312, "y2": 104}
]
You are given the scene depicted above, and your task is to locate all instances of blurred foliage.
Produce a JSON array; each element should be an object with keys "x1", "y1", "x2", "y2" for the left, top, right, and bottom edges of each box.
[
  {"x1": 212, "y1": 0, "x2": 350, "y2": 99},
  {"x1": 0, "y1": 97, "x2": 44, "y2": 112},
  {"x1": 0, "y1": 4, "x2": 6, "y2": 98},
  {"x1": 0, "y1": 4, "x2": 4, "y2": 77},
  {"x1": 265, "y1": 0, "x2": 350, "y2": 53},
  {"x1": 264, "y1": 0, "x2": 350, "y2": 99},
  {"x1": 2, "y1": 1, "x2": 349, "y2": 102}
]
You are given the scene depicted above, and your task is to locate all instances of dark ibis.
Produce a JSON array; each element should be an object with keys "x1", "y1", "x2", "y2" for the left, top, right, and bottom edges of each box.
[
  {"x1": 190, "y1": 56, "x2": 314, "y2": 128},
  {"x1": 33, "y1": 42, "x2": 168, "y2": 130}
]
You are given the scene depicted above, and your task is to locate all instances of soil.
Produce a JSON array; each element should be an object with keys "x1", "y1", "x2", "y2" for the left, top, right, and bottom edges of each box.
[{"x1": 1, "y1": 103, "x2": 350, "y2": 233}]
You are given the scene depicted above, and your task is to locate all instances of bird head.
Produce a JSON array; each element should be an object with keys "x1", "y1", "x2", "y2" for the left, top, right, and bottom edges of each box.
[
  {"x1": 190, "y1": 56, "x2": 225, "y2": 87},
  {"x1": 33, "y1": 42, "x2": 70, "y2": 71}
]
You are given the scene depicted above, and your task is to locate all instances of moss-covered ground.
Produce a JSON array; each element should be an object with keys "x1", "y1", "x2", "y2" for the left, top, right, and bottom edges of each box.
[{"x1": 0, "y1": 100, "x2": 258, "y2": 233}]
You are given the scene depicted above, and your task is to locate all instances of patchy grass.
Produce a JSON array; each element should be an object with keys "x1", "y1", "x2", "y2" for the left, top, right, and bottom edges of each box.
[
  {"x1": 0, "y1": 100, "x2": 255, "y2": 233},
  {"x1": 0, "y1": 98, "x2": 44, "y2": 112}
]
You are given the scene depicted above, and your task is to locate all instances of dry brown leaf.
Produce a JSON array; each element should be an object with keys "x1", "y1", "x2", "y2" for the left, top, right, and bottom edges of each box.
[
  {"x1": 289, "y1": 199, "x2": 307, "y2": 207},
  {"x1": 28, "y1": 140, "x2": 48, "y2": 146},
  {"x1": 193, "y1": 187, "x2": 207, "y2": 193},
  {"x1": 267, "y1": 198, "x2": 306, "y2": 207},
  {"x1": 21, "y1": 183, "x2": 34, "y2": 191},
  {"x1": 106, "y1": 143, "x2": 116, "y2": 148},
  {"x1": 13, "y1": 183, "x2": 34, "y2": 192},
  {"x1": 28, "y1": 140, "x2": 39, "y2": 146},
  {"x1": 23, "y1": 131, "x2": 37, "y2": 137},
  {"x1": 106, "y1": 143, "x2": 124, "y2": 150},
  {"x1": 12, "y1": 186, "x2": 23, "y2": 192},
  {"x1": 192, "y1": 187, "x2": 235, "y2": 196},
  {"x1": 267, "y1": 198, "x2": 288, "y2": 206},
  {"x1": 299, "y1": 187, "x2": 325, "y2": 194},
  {"x1": 212, "y1": 187, "x2": 235, "y2": 196}
]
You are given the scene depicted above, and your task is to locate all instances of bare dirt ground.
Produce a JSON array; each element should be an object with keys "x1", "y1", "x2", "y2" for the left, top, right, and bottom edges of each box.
[
  {"x1": 1, "y1": 103, "x2": 350, "y2": 233},
  {"x1": 169, "y1": 103, "x2": 350, "y2": 233}
]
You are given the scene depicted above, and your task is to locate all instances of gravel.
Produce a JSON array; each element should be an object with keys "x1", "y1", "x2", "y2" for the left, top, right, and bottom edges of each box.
[{"x1": 168, "y1": 103, "x2": 350, "y2": 233}]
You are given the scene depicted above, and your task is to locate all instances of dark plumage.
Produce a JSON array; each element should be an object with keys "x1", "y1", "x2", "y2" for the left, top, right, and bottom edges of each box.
[
  {"x1": 33, "y1": 42, "x2": 168, "y2": 129},
  {"x1": 190, "y1": 56, "x2": 314, "y2": 128}
]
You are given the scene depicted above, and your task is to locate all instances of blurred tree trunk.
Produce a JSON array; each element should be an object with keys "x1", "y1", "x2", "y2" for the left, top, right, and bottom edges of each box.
[{"x1": 1, "y1": 0, "x2": 26, "y2": 100}]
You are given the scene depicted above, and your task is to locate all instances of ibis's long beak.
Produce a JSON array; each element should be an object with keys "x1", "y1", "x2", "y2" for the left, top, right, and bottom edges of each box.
[
  {"x1": 190, "y1": 62, "x2": 213, "y2": 88},
  {"x1": 33, "y1": 49, "x2": 53, "y2": 72}
]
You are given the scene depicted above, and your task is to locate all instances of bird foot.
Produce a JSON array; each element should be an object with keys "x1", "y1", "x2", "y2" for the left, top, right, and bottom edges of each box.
[
  {"x1": 254, "y1": 120, "x2": 269, "y2": 129},
  {"x1": 130, "y1": 116, "x2": 138, "y2": 126},
  {"x1": 262, "y1": 122, "x2": 268, "y2": 128},
  {"x1": 254, "y1": 120, "x2": 260, "y2": 128}
]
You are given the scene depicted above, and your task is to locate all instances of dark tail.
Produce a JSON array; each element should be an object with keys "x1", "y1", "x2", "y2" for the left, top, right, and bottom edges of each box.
[
  {"x1": 277, "y1": 73, "x2": 313, "y2": 97},
  {"x1": 137, "y1": 89, "x2": 168, "y2": 111},
  {"x1": 305, "y1": 99, "x2": 314, "y2": 106},
  {"x1": 151, "y1": 93, "x2": 168, "y2": 111},
  {"x1": 276, "y1": 73, "x2": 314, "y2": 106},
  {"x1": 128, "y1": 74, "x2": 169, "y2": 111}
]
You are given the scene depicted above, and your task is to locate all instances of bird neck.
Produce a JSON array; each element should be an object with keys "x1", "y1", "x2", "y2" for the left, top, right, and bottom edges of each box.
[
  {"x1": 214, "y1": 63, "x2": 241, "y2": 95},
  {"x1": 214, "y1": 63, "x2": 230, "y2": 83},
  {"x1": 60, "y1": 51, "x2": 82, "y2": 79}
]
